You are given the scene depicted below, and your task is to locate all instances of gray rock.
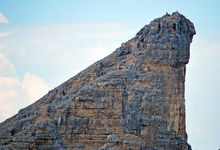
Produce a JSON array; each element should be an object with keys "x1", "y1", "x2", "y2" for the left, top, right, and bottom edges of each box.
[{"x1": 0, "y1": 12, "x2": 195, "y2": 150}]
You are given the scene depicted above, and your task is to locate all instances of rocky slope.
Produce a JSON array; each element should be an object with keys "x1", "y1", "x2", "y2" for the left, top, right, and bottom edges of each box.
[{"x1": 0, "y1": 12, "x2": 195, "y2": 150}]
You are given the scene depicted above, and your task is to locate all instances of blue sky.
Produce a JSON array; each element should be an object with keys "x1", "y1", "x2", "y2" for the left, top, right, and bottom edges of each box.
[{"x1": 0, "y1": 1, "x2": 220, "y2": 150}]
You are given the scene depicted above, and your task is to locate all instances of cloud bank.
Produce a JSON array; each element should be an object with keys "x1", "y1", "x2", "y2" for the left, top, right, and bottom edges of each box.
[{"x1": 0, "y1": 53, "x2": 50, "y2": 122}]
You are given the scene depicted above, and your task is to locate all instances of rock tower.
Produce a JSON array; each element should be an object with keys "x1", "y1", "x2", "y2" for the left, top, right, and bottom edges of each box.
[{"x1": 0, "y1": 12, "x2": 195, "y2": 150}]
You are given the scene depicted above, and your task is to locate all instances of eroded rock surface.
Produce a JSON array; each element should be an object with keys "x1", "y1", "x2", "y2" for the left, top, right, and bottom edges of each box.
[{"x1": 0, "y1": 12, "x2": 195, "y2": 150}]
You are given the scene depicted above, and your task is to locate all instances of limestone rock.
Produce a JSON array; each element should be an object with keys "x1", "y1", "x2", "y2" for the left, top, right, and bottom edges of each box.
[{"x1": 0, "y1": 12, "x2": 195, "y2": 150}]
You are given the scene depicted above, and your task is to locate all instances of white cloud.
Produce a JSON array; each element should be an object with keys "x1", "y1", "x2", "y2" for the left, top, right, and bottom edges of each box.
[
  {"x1": 22, "y1": 72, "x2": 50, "y2": 103},
  {"x1": 0, "y1": 77, "x2": 21, "y2": 120},
  {"x1": 0, "y1": 12, "x2": 9, "y2": 23},
  {"x1": 0, "y1": 53, "x2": 50, "y2": 122},
  {"x1": 0, "y1": 32, "x2": 10, "y2": 38},
  {"x1": 0, "y1": 53, "x2": 17, "y2": 77}
]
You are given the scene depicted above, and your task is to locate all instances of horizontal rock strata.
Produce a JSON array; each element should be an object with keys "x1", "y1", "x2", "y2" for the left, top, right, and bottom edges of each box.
[{"x1": 0, "y1": 12, "x2": 195, "y2": 150}]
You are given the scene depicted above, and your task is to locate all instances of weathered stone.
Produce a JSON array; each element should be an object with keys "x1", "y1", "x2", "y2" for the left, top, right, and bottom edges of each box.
[{"x1": 0, "y1": 12, "x2": 195, "y2": 150}]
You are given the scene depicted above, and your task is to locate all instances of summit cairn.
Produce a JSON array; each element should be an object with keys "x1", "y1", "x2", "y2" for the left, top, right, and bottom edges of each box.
[{"x1": 0, "y1": 12, "x2": 195, "y2": 150}]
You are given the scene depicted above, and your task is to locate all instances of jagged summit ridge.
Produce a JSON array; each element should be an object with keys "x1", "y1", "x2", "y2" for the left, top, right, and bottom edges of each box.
[
  {"x1": 0, "y1": 12, "x2": 195, "y2": 150},
  {"x1": 135, "y1": 12, "x2": 195, "y2": 43},
  {"x1": 123, "y1": 11, "x2": 196, "y2": 67}
]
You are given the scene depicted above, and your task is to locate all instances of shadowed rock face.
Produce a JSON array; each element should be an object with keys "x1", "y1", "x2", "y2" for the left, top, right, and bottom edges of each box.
[{"x1": 0, "y1": 12, "x2": 195, "y2": 150}]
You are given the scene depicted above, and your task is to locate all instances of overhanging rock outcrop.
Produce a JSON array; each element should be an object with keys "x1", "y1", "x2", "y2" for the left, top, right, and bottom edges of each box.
[{"x1": 0, "y1": 12, "x2": 195, "y2": 150}]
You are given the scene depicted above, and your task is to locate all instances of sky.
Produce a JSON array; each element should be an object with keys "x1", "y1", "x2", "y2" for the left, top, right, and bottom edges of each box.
[{"x1": 0, "y1": 0, "x2": 220, "y2": 149}]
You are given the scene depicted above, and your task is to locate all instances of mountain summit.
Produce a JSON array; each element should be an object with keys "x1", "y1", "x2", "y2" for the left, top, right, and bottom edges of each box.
[{"x1": 0, "y1": 12, "x2": 195, "y2": 150}]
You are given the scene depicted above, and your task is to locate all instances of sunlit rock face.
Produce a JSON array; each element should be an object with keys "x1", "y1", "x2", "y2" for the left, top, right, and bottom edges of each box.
[{"x1": 0, "y1": 12, "x2": 195, "y2": 150}]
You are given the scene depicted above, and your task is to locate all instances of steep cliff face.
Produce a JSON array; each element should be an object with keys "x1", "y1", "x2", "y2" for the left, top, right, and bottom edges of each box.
[{"x1": 0, "y1": 12, "x2": 195, "y2": 150}]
